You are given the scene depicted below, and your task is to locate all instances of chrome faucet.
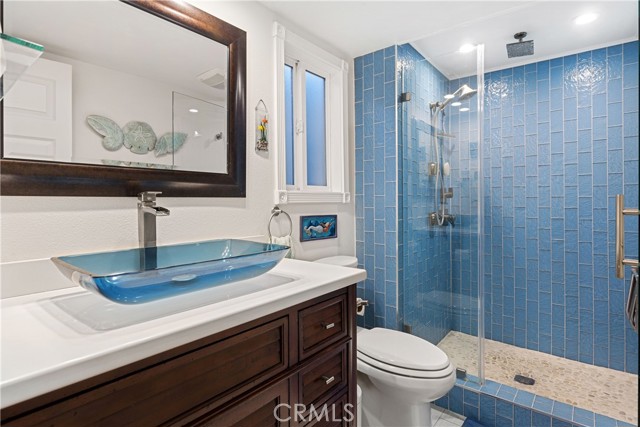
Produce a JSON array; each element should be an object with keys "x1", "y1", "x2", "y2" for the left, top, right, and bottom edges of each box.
[{"x1": 137, "y1": 191, "x2": 170, "y2": 248}]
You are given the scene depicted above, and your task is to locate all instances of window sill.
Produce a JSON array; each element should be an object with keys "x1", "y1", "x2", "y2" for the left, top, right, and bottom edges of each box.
[{"x1": 276, "y1": 190, "x2": 351, "y2": 204}]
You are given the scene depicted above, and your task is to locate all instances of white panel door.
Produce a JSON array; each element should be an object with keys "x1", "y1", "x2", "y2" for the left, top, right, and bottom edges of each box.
[{"x1": 3, "y1": 57, "x2": 72, "y2": 162}]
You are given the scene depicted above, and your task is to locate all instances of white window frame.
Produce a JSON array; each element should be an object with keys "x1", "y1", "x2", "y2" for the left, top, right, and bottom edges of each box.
[{"x1": 274, "y1": 22, "x2": 350, "y2": 204}]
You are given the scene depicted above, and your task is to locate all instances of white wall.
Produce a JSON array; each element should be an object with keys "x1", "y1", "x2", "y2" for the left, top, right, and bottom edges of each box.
[
  {"x1": 0, "y1": 1, "x2": 355, "y2": 287},
  {"x1": 41, "y1": 52, "x2": 227, "y2": 171}
]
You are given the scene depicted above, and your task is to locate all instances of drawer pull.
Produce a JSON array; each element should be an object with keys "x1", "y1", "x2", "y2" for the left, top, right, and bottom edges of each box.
[
  {"x1": 321, "y1": 375, "x2": 335, "y2": 385},
  {"x1": 322, "y1": 322, "x2": 336, "y2": 330}
]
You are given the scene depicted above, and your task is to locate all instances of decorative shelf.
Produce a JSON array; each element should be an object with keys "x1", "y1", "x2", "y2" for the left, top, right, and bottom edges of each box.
[
  {"x1": 1, "y1": 33, "x2": 44, "y2": 100},
  {"x1": 436, "y1": 132, "x2": 457, "y2": 139}
]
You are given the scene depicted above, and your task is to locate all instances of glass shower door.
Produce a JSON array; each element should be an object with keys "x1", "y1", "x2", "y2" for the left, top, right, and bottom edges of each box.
[{"x1": 397, "y1": 43, "x2": 485, "y2": 383}]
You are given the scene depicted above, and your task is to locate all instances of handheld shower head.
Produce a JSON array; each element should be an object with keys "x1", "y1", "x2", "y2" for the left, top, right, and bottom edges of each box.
[
  {"x1": 456, "y1": 84, "x2": 477, "y2": 101},
  {"x1": 437, "y1": 84, "x2": 478, "y2": 110}
]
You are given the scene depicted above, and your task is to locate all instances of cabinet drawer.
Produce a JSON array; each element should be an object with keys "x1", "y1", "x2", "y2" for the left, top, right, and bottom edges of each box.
[
  {"x1": 299, "y1": 344, "x2": 348, "y2": 409},
  {"x1": 299, "y1": 294, "x2": 347, "y2": 360},
  {"x1": 189, "y1": 379, "x2": 290, "y2": 427},
  {"x1": 5, "y1": 317, "x2": 288, "y2": 427},
  {"x1": 306, "y1": 391, "x2": 352, "y2": 427}
]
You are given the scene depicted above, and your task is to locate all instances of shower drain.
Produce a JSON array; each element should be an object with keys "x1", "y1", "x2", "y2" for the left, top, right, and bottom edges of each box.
[{"x1": 514, "y1": 374, "x2": 535, "y2": 385}]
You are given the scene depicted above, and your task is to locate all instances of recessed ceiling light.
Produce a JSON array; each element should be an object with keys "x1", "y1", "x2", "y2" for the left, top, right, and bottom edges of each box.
[
  {"x1": 574, "y1": 13, "x2": 598, "y2": 25},
  {"x1": 189, "y1": 108, "x2": 199, "y2": 113},
  {"x1": 444, "y1": 94, "x2": 455, "y2": 99},
  {"x1": 459, "y1": 107, "x2": 470, "y2": 112},
  {"x1": 459, "y1": 43, "x2": 476, "y2": 53},
  {"x1": 451, "y1": 101, "x2": 462, "y2": 107},
  {"x1": 194, "y1": 130, "x2": 200, "y2": 136}
]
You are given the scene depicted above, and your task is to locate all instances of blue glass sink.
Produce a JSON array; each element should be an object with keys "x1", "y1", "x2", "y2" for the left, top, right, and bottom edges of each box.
[{"x1": 51, "y1": 239, "x2": 290, "y2": 304}]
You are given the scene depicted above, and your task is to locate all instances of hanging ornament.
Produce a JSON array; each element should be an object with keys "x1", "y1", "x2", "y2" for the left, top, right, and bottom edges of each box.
[{"x1": 255, "y1": 99, "x2": 269, "y2": 152}]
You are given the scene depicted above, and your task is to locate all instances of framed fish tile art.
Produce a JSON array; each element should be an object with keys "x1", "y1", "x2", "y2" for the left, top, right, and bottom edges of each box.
[{"x1": 300, "y1": 215, "x2": 337, "y2": 242}]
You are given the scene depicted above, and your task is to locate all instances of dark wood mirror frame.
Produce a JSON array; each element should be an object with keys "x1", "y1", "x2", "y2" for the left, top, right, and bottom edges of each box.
[{"x1": 0, "y1": 0, "x2": 246, "y2": 197}]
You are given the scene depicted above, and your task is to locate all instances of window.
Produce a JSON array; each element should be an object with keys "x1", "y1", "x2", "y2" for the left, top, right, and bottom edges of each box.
[
  {"x1": 305, "y1": 70, "x2": 327, "y2": 186},
  {"x1": 284, "y1": 64, "x2": 295, "y2": 186},
  {"x1": 274, "y1": 22, "x2": 349, "y2": 204}
]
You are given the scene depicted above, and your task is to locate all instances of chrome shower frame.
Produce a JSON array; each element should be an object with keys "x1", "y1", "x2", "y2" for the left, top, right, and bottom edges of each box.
[{"x1": 476, "y1": 43, "x2": 486, "y2": 385}]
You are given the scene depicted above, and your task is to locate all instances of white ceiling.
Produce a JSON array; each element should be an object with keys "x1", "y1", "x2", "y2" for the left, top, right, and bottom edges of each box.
[{"x1": 261, "y1": 1, "x2": 638, "y2": 78}]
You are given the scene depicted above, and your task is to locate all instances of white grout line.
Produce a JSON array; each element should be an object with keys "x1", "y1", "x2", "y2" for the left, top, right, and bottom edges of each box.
[
  {"x1": 439, "y1": 408, "x2": 467, "y2": 424},
  {"x1": 435, "y1": 417, "x2": 465, "y2": 427},
  {"x1": 445, "y1": 409, "x2": 467, "y2": 421},
  {"x1": 431, "y1": 404, "x2": 445, "y2": 425}
]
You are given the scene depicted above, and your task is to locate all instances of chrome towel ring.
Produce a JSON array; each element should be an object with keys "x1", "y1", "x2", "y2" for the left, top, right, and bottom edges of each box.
[{"x1": 268, "y1": 205, "x2": 292, "y2": 239}]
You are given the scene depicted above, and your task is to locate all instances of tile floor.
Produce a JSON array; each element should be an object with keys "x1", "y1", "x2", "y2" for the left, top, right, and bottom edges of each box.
[
  {"x1": 432, "y1": 405, "x2": 466, "y2": 427},
  {"x1": 438, "y1": 331, "x2": 638, "y2": 425}
]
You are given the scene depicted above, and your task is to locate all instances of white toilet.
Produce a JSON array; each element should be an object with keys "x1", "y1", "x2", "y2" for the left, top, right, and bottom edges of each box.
[
  {"x1": 314, "y1": 256, "x2": 454, "y2": 427},
  {"x1": 315, "y1": 255, "x2": 358, "y2": 268},
  {"x1": 357, "y1": 328, "x2": 455, "y2": 427}
]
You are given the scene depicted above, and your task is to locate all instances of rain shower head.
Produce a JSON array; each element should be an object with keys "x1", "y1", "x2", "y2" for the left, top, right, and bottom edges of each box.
[{"x1": 507, "y1": 31, "x2": 534, "y2": 58}]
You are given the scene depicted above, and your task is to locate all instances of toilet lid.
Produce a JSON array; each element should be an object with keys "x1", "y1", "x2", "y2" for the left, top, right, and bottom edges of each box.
[{"x1": 357, "y1": 328, "x2": 450, "y2": 371}]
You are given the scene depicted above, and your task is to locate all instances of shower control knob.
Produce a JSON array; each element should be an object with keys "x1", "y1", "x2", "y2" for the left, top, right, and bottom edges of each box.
[{"x1": 429, "y1": 212, "x2": 438, "y2": 226}]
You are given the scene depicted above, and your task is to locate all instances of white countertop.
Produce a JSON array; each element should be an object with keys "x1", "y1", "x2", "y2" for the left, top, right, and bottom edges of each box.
[{"x1": 0, "y1": 258, "x2": 366, "y2": 408}]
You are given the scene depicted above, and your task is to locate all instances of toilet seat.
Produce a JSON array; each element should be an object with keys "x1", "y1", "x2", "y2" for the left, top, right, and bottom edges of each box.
[
  {"x1": 357, "y1": 328, "x2": 453, "y2": 379},
  {"x1": 357, "y1": 352, "x2": 453, "y2": 379}
]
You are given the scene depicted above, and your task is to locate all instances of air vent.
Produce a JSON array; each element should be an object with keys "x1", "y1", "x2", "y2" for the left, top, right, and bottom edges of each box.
[{"x1": 197, "y1": 68, "x2": 226, "y2": 89}]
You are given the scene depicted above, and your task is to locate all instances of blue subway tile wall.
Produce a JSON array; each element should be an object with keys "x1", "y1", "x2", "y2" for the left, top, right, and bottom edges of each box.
[
  {"x1": 354, "y1": 47, "x2": 398, "y2": 329},
  {"x1": 435, "y1": 376, "x2": 636, "y2": 427},
  {"x1": 397, "y1": 44, "x2": 454, "y2": 344},
  {"x1": 482, "y1": 42, "x2": 639, "y2": 373},
  {"x1": 356, "y1": 41, "x2": 638, "y2": 370}
]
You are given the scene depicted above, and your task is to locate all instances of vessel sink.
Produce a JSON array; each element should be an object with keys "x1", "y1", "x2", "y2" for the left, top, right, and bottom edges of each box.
[{"x1": 51, "y1": 239, "x2": 290, "y2": 304}]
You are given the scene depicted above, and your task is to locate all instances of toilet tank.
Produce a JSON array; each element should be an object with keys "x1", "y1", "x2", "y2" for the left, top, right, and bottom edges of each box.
[{"x1": 315, "y1": 256, "x2": 358, "y2": 268}]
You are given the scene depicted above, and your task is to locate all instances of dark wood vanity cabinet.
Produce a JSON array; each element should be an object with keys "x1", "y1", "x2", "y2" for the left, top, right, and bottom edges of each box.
[{"x1": 1, "y1": 285, "x2": 357, "y2": 427}]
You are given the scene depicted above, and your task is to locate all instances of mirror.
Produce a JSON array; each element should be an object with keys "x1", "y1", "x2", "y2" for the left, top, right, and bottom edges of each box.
[{"x1": 0, "y1": 0, "x2": 246, "y2": 197}]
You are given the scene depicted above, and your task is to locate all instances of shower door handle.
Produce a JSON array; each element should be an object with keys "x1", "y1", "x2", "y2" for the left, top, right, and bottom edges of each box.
[{"x1": 615, "y1": 194, "x2": 640, "y2": 279}]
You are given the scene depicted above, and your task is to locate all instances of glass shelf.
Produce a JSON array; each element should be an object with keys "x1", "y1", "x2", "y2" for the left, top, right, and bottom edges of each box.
[
  {"x1": 1, "y1": 33, "x2": 44, "y2": 100},
  {"x1": 52, "y1": 239, "x2": 290, "y2": 304},
  {"x1": 436, "y1": 132, "x2": 456, "y2": 139}
]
